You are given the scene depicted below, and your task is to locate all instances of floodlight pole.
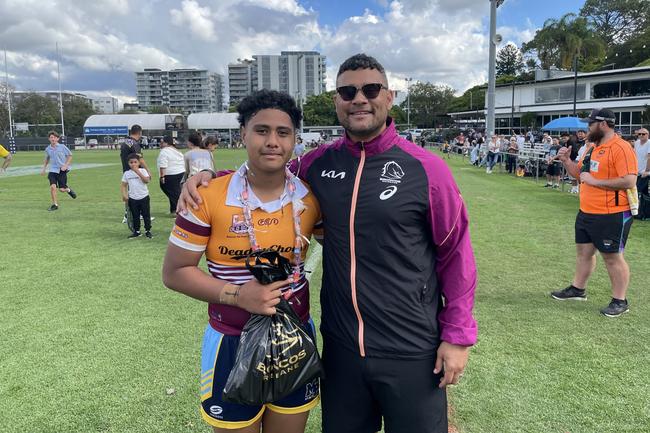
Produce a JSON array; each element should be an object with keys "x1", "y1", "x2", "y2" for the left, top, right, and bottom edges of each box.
[
  {"x1": 486, "y1": 0, "x2": 501, "y2": 136},
  {"x1": 56, "y1": 42, "x2": 65, "y2": 137},
  {"x1": 4, "y1": 48, "x2": 13, "y2": 139},
  {"x1": 572, "y1": 53, "x2": 578, "y2": 116}
]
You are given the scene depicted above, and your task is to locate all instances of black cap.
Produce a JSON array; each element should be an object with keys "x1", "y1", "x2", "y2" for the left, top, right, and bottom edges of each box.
[{"x1": 582, "y1": 108, "x2": 616, "y2": 124}]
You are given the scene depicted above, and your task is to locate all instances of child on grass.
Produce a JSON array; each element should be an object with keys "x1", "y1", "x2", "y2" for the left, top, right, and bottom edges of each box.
[{"x1": 121, "y1": 153, "x2": 152, "y2": 239}]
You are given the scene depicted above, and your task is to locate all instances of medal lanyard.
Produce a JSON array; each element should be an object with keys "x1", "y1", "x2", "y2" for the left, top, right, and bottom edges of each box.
[{"x1": 239, "y1": 164, "x2": 305, "y2": 292}]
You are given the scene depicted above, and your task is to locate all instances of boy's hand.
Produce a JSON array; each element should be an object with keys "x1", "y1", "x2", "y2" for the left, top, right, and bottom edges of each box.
[{"x1": 122, "y1": 195, "x2": 128, "y2": 203}]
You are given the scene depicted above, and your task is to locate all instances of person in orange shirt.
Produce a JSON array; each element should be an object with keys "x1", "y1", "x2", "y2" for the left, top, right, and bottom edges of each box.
[{"x1": 552, "y1": 108, "x2": 638, "y2": 317}]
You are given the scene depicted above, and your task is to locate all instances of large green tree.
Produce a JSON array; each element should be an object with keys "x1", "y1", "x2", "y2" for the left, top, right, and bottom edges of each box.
[
  {"x1": 580, "y1": 0, "x2": 650, "y2": 45},
  {"x1": 13, "y1": 93, "x2": 59, "y2": 137},
  {"x1": 148, "y1": 105, "x2": 171, "y2": 114},
  {"x1": 446, "y1": 85, "x2": 486, "y2": 113},
  {"x1": 63, "y1": 98, "x2": 96, "y2": 137},
  {"x1": 302, "y1": 91, "x2": 338, "y2": 126},
  {"x1": 496, "y1": 43, "x2": 525, "y2": 77},
  {"x1": 400, "y1": 82, "x2": 455, "y2": 128},
  {"x1": 522, "y1": 13, "x2": 606, "y2": 70},
  {"x1": 389, "y1": 105, "x2": 407, "y2": 124}
]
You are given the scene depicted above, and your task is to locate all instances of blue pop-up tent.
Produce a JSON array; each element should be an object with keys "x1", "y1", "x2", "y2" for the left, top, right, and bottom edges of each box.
[{"x1": 542, "y1": 117, "x2": 587, "y2": 131}]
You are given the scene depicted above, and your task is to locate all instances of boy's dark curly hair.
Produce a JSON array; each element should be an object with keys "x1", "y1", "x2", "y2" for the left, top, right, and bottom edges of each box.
[
  {"x1": 337, "y1": 53, "x2": 388, "y2": 84},
  {"x1": 237, "y1": 89, "x2": 302, "y2": 130}
]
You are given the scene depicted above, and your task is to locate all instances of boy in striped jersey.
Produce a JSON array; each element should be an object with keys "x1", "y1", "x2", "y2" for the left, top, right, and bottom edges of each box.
[{"x1": 162, "y1": 90, "x2": 322, "y2": 433}]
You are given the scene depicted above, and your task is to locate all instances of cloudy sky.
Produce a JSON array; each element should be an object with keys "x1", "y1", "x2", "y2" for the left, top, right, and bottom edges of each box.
[{"x1": 0, "y1": 0, "x2": 585, "y2": 105}]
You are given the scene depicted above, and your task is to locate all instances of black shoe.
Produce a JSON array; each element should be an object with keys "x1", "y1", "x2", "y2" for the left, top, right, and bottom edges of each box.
[
  {"x1": 68, "y1": 189, "x2": 77, "y2": 199},
  {"x1": 600, "y1": 298, "x2": 629, "y2": 317},
  {"x1": 128, "y1": 232, "x2": 141, "y2": 239},
  {"x1": 551, "y1": 286, "x2": 586, "y2": 301},
  {"x1": 145, "y1": 231, "x2": 153, "y2": 239},
  {"x1": 544, "y1": 183, "x2": 552, "y2": 188},
  {"x1": 48, "y1": 204, "x2": 59, "y2": 211}
]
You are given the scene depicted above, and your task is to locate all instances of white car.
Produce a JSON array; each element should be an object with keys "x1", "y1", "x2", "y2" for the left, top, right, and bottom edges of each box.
[{"x1": 88, "y1": 139, "x2": 98, "y2": 147}]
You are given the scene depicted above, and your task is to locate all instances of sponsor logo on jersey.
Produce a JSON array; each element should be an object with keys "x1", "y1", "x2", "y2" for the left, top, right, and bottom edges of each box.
[
  {"x1": 258, "y1": 218, "x2": 280, "y2": 226},
  {"x1": 321, "y1": 169, "x2": 346, "y2": 179},
  {"x1": 219, "y1": 244, "x2": 293, "y2": 257},
  {"x1": 209, "y1": 405, "x2": 223, "y2": 417},
  {"x1": 304, "y1": 379, "x2": 319, "y2": 400},
  {"x1": 379, "y1": 161, "x2": 405, "y2": 200},
  {"x1": 229, "y1": 214, "x2": 250, "y2": 234},
  {"x1": 173, "y1": 228, "x2": 188, "y2": 239}
]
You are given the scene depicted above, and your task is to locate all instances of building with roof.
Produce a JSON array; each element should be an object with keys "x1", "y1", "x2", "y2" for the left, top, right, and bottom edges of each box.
[
  {"x1": 448, "y1": 66, "x2": 650, "y2": 136},
  {"x1": 90, "y1": 96, "x2": 119, "y2": 114},
  {"x1": 12, "y1": 90, "x2": 90, "y2": 105},
  {"x1": 135, "y1": 68, "x2": 224, "y2": 114},
  {"x1": 227, "y1": 51, "x2": 327, "y2": 107}
]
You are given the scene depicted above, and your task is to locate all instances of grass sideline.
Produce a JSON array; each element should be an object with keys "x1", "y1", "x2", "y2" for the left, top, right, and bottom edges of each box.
[{"x1": 1, "y1": 149, "x2": 649, "y2": 433}]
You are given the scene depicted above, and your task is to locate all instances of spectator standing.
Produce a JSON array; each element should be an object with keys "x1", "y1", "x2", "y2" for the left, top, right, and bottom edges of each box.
[
  {"x1": 157, "y1": 135, "x2": 185, "y2": 216},
  {"x1": 634, "y1": 128, "x2": 650, "y2": 195},
  {"x1": 506, "y1": 136, "x2": 519, "y2": 174},
  {"x1": 184, "y1": 132, "x2": 214, "y2": 179},
  {"x1": 552, "y1": 109, "x2": 638, "y2": 317},
  {"x1": 485, "y1": 134, "x2": 499, "y2": 173},
  {"x1": 121, "y1": 153, "x2": 152, "y2": 239},
  {"x1": 545, "y1": 137, "x2": 562, "y2": 188}
]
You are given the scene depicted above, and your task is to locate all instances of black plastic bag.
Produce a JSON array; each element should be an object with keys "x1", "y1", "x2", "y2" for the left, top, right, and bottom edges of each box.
[{"x1": 222, "y1": 297, "x2": 322, "y2": 405}]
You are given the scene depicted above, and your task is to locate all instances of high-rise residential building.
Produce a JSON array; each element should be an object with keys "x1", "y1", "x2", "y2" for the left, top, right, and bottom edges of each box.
[
  {"x1": 135, "y1": 68, "x2": 224, "y2": 114},
  {"x1": 228, "y1": 59, "x2": 256, "y2": 106},
  {"x1": 227, "y1": 51, "x2": 326, "y2": 106},
  {"x1": 90, "y1": 96, "x2": 119, "y2": 114}
]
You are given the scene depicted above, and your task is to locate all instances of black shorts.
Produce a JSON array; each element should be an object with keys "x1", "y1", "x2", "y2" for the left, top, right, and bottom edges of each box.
[
  {"x1": 575, "y1": 210, "x2": 633, "y2": 253},
  {"x1": 47, "y1": 170, "x2": 68, "y2": 189},
  {"x1": 321, "y1": 338, "x2": 447, "y2": 433},
  {"x1": 546, "y1": 162, "x2": 561, "y2": 176}
]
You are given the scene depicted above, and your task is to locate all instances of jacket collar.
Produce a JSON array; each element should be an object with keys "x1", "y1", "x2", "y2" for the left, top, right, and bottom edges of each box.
[{"x1": 343, "y1": 117, "x2": 398, "y2": 157}]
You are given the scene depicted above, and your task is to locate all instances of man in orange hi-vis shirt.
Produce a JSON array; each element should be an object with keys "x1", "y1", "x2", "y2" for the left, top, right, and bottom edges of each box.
[{"x1": 551, "y1": 108, "x2": 638, "y2": 317}]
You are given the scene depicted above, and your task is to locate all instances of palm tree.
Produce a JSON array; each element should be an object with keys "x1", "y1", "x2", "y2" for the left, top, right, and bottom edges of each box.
[{"x1": 523, "y1": 13, "x2": 606, "y2": 70}]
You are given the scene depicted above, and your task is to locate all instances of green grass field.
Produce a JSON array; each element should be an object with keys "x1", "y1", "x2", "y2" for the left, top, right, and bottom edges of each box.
[{"x1": 1, "y1": 148, "x2": 648, "y2": 433}]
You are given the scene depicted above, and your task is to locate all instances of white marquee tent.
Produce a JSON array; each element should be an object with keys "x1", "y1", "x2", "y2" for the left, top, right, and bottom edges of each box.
[
  {"x1": 83, "y1": 114, "x2": 184, "y2": 133},
  {"x1": 187, "y1": 113, "x2": 239, "y2": 130}
]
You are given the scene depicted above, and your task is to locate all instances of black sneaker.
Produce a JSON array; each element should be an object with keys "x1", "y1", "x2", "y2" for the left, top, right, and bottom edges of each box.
[
  {"x1": 48, "y1": 204, "x2": 59, "y2": 211},
  {"x1": 600, "y1": 298, "x2": 629, "y2": 317},
  {"x1": 128, "y1": 232, "x2": 141, "y2": 239},
  {"x1": 551, "y1": 286, "x2": 586, "y2": 301},
  {"x1": 145, "y1": 231, "x2": 153, "y2": 239},
  {"x1": 544, "y1": 183, "x2": 552, "y2": 188},
  {"x1": 68, "y1": 189, "x2": 77, "y2": 199}
]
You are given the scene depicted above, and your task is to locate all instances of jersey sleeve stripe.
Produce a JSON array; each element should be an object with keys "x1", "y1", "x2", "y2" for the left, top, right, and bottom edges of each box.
[
  {"x1": 178, "y1": 210, "x2": 210, "y2": 227},
  {"x1": 169, "y1": 235, "x2": 207, "y2": 252},
  {"x1": 175, "y1": 215, "x2": 212, "y2": 236}
]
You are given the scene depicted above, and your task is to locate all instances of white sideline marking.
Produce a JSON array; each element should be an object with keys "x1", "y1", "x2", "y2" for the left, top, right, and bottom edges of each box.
[
  {"x1": 305, "y1": 242, "x2": 323, "y2": 281},
  {"x1": 0, "y1": 163, "x2": 117, "y2": 178}
]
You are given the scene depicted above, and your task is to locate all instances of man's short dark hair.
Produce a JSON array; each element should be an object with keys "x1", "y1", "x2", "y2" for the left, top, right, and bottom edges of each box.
[
  {"x1": 48, "y1": 130, "x2": 59, "y2": 138},
  {"x1": 237, "y1": 89, "x2": 302, "y2": 130},
  {"x1": 127, "y1": 153, "x2": 140, "y2": 162},
  {"x1": 161, "y1": 135, "x2": 174, "y2": 146},
  {"x1": 337, "y1": 54, "x2": 388, "y2": 84},
  {"x1": 130, "y1": 124, "x2": 142, "y2": 135}
]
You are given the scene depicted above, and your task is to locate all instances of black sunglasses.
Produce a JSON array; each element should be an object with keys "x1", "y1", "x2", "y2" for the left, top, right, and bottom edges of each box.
[
  {"x1": 336, "y1": 83, "x2": 387, "y2": 101},
  {"x1": 638, "y1": 133, "x2": 648, "y2": 136}
]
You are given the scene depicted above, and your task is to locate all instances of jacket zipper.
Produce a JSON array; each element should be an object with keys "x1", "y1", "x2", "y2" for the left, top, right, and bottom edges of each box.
[{"x1": 349, "y1": 144, "x2": 366, "y2": 357}]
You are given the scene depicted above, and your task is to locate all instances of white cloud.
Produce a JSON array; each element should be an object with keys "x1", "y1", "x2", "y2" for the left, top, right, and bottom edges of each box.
[
  {"x1": 170, "y1": 0, "x2": 218, "y2": 42},
  {"x1": 0, "y1": 0, "x2": 538, "y2": 100}
]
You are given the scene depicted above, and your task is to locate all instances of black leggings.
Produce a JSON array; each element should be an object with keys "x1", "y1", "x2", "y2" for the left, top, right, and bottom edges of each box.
[
  {"x1": 128, "y1": 196, "x2": 151, "y2": 232},
  {"x1": 159, "y1": 173, "x2": 184, "y2": 213}
]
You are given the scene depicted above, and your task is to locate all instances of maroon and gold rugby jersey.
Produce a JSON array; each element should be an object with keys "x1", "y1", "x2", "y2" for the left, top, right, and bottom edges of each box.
[{"x1": 169, "y1": 166, "x2": 322, "y2": 335}]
